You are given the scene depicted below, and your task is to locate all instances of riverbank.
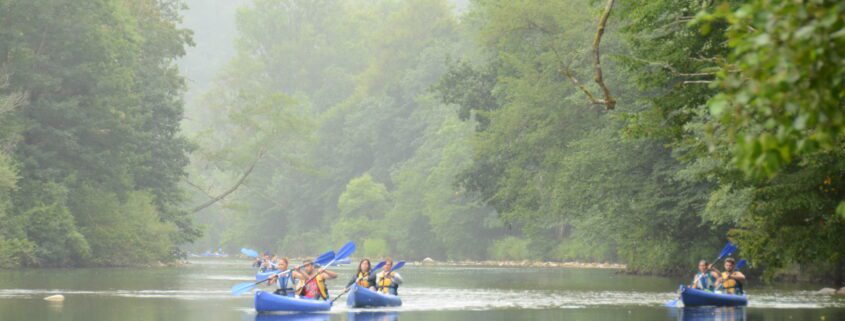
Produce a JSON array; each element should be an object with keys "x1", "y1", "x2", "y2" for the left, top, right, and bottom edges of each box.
[{"x1": 411, "y1": 258, "x2": 626, "y2": 269}]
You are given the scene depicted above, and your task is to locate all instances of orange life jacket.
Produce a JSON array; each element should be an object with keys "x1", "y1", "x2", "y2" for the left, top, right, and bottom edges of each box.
[{"x1": 356, "y1": 271, "x2": 371, "y2": 288}]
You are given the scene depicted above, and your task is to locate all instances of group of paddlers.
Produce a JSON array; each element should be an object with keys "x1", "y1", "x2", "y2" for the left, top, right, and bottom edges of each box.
[
  {"x1": 253, "y1": 255, "x2": 403, "y2": 301},
  {"x1": 689, "y1": 257, "x2": 745, "y2": 295}
]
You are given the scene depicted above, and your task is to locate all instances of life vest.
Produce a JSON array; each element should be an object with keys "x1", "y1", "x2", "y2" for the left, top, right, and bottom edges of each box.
[
  {"x1": 376, "y1": 271, "x2": 398, "y2": 295},
  {"x1": 299, "y1": 274, "x2": 328, "y2": 300},
  {"x1": 720, "y1": 271, "x2": 743, "y2": 295},
  {"x1": 692, "y1": 272, "x2": 715, "y2": 291},
  {"x1": 356, "y1": 271, "x2": 371, "y2": 288},
  {"x1": 275, "y1": 273, "x2": 294, "y2": 296}
]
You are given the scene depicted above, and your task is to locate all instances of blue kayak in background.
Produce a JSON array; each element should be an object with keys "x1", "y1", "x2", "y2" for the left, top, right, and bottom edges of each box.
[
  {"x1": 254, "y1": 291, "x2": 332, "y2": 312},
  {"x1": 681, "y1": 287, "x2": 747, "y2": 307},
  {"x1": 347, "y1": 284, "x2": 402, "y2": 308}
]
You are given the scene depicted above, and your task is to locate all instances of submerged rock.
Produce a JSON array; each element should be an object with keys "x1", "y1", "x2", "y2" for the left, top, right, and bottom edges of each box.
[
  {"x1": 422, "y1": 257, "x2": 435, "y2": 265},
  {"x1": 44, "y1": 294, "x2": 64, "y2": 302}
]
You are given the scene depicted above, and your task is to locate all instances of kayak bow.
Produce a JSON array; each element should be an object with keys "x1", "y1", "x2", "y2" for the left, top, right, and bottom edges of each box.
[
  {"x1": 255, "y1": 290, "x2": 331, "y2": 312},
  {"x1": 680, "y1": 286, "x2": 747, "y2": 307},
  {"x1": 347, "y1": 284, "x2": 402, "y2": 308}
]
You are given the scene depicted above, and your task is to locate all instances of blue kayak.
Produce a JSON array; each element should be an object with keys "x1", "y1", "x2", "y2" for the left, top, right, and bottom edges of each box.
[
  {"x1": 254, "y1": 291, "x2": 332, "y2": 312},
  {"x1": 347, "y1": 284, "x2": 402, "y2": 308},
  {"x1": 680, "y1": 287, "x2": 747, "y2": 307},
  {"x1": 256, "y1": 270, "x2": 280, "y2": 281}
]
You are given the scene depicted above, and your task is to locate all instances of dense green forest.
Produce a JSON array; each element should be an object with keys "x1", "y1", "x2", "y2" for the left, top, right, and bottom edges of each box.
[
  {"x1": 0, "y1": 0, "x2": 196, "y2": 267},
  {"x1": 0, "y1": 0, "x2": 843, "y2": 283}
]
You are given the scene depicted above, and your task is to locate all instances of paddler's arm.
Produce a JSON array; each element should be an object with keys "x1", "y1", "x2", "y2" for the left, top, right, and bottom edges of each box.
[
  {"x1": 713, "y1": 274, "x2": 724, "y2": 289},
  {"x1": 730, "y1": 271, "x2": 746, "y2": 282},
  {"x1": 390, "y1": 272, "x2": 403, "y2": 285},
  {"x1": 320, "y1": 269, "x2": 338, "y2": 280},
  {"x1": 289, "y1": 268, "x2": 305, "y2": 280},
  {"x1": 710, "y1": 271, "x2": 720, "y2": 279}
]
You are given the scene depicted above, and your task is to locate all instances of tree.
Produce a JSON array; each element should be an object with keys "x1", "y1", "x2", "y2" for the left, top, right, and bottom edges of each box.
[{"x1": 0, "y1": 0, "x2": 195, "y2": 267}]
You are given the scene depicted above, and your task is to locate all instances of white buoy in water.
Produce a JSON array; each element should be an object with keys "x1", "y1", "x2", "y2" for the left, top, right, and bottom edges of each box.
[{"x1": 44, "y1": 294, "x2": 64, "y2": 302}]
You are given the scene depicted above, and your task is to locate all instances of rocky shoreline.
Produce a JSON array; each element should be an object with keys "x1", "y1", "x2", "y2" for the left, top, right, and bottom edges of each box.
[{"x1": 817, "y1": 287, "x2": 845, "y2": 296}]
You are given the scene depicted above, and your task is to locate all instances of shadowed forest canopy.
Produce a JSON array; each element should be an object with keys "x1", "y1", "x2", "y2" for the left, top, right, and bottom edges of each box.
[{"x1": 0, "y1": 0, "x2": 842, "y2": 284}]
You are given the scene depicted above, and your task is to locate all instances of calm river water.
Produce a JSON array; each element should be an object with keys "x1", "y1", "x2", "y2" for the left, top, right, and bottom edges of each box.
[{"x1": 0, "y1": 258, "x2": 843, "y2": 321}]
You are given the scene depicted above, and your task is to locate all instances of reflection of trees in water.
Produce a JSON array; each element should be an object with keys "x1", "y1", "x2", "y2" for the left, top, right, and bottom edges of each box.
[
  {"x1": 254, "y1": 312, "x2": 329, "y2": 321},
  {"x1": 252, "y1": 312, "x2": 399, "y2": 321},
  {"x1": 678, "y1": 307, "x2": 746, "y2": 321}
]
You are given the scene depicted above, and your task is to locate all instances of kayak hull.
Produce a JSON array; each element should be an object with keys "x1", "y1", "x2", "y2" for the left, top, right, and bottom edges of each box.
[
  {"x1": 347, "y1": 284, "x2": 402, "y2": 308},
  {"x1": 680, "y1": 287, "x2": 747, "y2": 307},
  {"x1": 255, "y1": 291, "x2": 331, "y2": 312}
]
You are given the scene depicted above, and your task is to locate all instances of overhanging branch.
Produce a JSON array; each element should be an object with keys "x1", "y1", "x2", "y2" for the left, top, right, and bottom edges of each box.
[
  {"x1": 191, "y1": 147, "x2": 267, "y2": 213},
  {"x1": 592, "y1": 0, "x2": 616, "y2": 110},
  {"x1": 553, "y1": 0, "x2": 617, "y2": 110}
]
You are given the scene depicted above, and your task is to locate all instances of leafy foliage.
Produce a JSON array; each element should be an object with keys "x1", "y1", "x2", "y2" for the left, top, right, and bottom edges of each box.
[{"x1": 0, "y1": 0, "x2": 194, "y2": 267}]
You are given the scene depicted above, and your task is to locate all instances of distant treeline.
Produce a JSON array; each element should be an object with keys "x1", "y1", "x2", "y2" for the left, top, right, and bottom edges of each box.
[{"x1": 0, "y1": 0, "x2": 196, "y2": 267}]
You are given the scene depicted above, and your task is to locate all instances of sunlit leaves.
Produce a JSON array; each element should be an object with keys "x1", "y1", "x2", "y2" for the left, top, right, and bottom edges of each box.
[{"x1": 701, "y1": 0, "x2": 845, "y2": 178}]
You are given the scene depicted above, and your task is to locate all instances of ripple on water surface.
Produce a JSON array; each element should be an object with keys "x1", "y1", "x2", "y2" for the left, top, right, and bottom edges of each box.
[{"x1": 1, "y1": 286, "x2": 843, "y2": 310}]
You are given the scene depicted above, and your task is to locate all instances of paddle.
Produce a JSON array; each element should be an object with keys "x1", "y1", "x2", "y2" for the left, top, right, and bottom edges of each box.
[
  {"x1": 330, "y1": 261, "x2": 388, "y2": 304},
  {"x1": 231, "y1": 250, "x2": 335, "y2": 296},
  {"x1": 300, "y1": 241, "x2": 356, "y2": 287},
  {"x1": 709, "y1": 242, "x2": 737, "y2": 269},
  {"x1": 736, "y1": 259, "x2": 747, "y2": 270},
  {"x1": 665, "y1": 242, "x2": 738, "y2": 307},
  {"x1": 241, "y1": 248, "x2": 259, "y2": 258}
]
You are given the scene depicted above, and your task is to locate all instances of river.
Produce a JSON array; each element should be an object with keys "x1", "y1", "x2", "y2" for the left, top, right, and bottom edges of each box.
[{"x1": 0, "y1": 258, "x2": 843, "y2": 321}]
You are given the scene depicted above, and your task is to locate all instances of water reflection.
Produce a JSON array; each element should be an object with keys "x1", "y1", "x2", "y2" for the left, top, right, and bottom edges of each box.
[
  {"x1": 348, "y1": 312, "x2": 399, "y2": 321},
  {"x1": 251, "y1": 312, "x2": 399, "y2": 321},
  {"x1": 675, "y1": 307, "x2": 746, "y2": 321},
  {"x1": 254, "y1": 313, "x2": 330, "y2": 321}
]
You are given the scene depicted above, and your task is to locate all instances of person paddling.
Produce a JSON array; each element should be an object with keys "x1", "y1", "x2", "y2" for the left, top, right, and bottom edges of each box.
[
  {"x1": 294, "y1": 259, "x2": 337, "y2": 300},
  {"x1": 375, "y1": 258, "x2": 403, "y2": 295},
  {"x1": 714, "y1": 258, "x2": 745, "y2": 295},
  {"x1": 268, "y1": 258, "x2": 297, "y2": 296},
  {"x1": 258, "y1": 254, "x2": 273, "y2": 272},
  {"x1": 347, "y1": 259, "x2": 377, "y2": 291},
  {"x1": 691, "y1": 260, "x2": 719, "y2": 291}
]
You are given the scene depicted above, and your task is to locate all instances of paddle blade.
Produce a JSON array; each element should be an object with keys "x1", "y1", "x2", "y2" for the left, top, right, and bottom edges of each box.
[
  {"x1": 372, "y1": 261, "x2": 386, "y2": 272},
  {"x1": 334, "y1": 241, "x2": 356, "y2": 260},
  {"x1": 717, "y1": 242, "x2": 737, "y2": 260},
  {"x1": 240, "y1": 248, "x2": 259, "y2": 258},
  {"x1": 391, "y1": 261, "x2": 406, "y2": 271},
  {"x1": 665, "y1": 299, "x2": 680, "y2": 307},
  {"x1": 231, "y1": 282, "x2": 257, "y2": 296},
  {"x1": 313, "y1": 251, "x2": 335, "y2": 266},
  {"x1": 736, "y1": 259, "x2": 747, "y2": 270}
]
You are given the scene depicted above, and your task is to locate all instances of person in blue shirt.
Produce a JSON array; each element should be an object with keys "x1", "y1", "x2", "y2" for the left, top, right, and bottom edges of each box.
[{"x1": 690, "y1": 260, "x2": 719, "y2": 291}]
